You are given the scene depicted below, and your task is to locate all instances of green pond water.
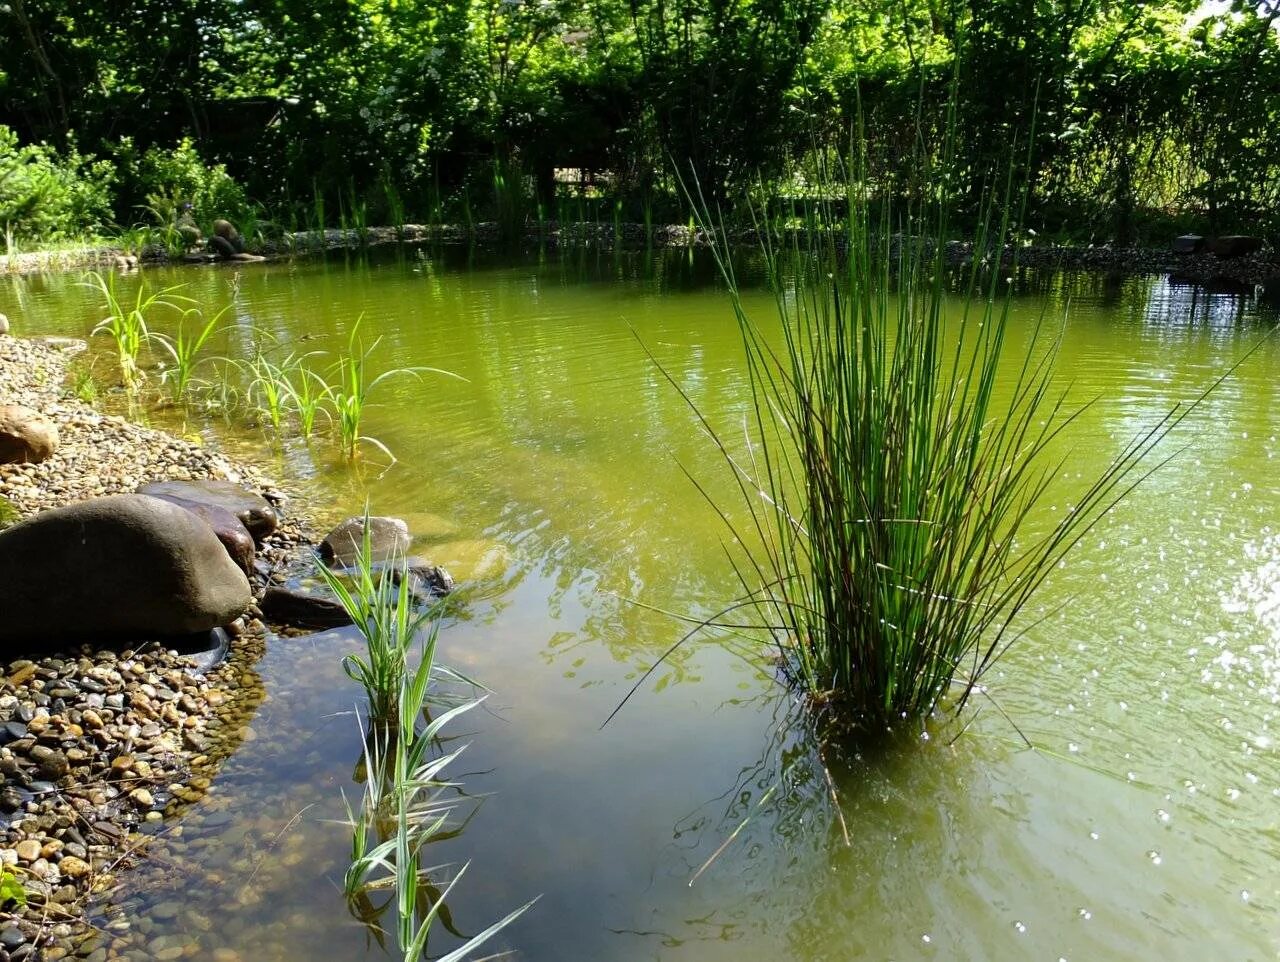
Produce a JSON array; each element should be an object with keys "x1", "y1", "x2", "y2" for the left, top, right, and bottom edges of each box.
[{"x1": 5, "y1": 248, "x2": 1280, "y2": 961}]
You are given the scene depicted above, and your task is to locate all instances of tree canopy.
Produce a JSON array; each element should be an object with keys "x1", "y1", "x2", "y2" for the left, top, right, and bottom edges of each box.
[{"x1": 1, "y1": 0, "x2": 1277, "y2": 242}]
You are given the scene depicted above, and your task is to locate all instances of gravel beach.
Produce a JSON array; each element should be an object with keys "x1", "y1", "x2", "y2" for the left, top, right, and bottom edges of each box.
[{"x1": 0, "y1": 335, "x2": 303, "y2": 962}]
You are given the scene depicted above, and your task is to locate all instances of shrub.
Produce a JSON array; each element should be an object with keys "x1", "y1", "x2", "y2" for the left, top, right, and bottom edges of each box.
[
  {"x1": 114, "y1": 137, "x2": 255, "y2": 232},
  {"x1": 0, "y1": 126, "x2": 115, "y2": 247}
]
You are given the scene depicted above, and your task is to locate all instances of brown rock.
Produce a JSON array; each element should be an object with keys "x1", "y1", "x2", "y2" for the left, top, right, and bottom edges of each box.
[
  {"x1": 142, "y1": 492, "x2": 255, "y2": 574},
  {"x1": 136, "y1": 479, "x2": 277, "y2": 542},
  {"x1": 0, "y1": 494, "x2": 252, "y2": 647},
  {"x1": 0, "y1": 404, "x2": 58, "y2": 464},
  {"x1": 260, "y1": 586, "x2": 352, "y2": 628},
  {"x1": 320, "y1": 516, "x2": 410, "y2": 566},
  {"x1": 58, "y1": 855, "x2": 90, "y2": 878}
]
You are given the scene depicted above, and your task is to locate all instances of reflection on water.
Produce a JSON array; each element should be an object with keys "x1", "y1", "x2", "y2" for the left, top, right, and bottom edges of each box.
[{"x1": 3, "y1": 247, "x2": 1280, "y2": 961}]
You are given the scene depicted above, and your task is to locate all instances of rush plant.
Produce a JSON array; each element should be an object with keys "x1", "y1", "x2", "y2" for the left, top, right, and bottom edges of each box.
[{"x1": 627, "y1": 167, "x2": 1243, "y2": 736}]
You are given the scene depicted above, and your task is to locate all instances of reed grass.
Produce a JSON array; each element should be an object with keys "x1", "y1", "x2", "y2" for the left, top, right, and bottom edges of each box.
[
  {"x1": 239, "y1": 350, "x2": 299, "y2": 432},
  {"x1": 150, "y1": 305, "x2": 228, "y2": 402},
  {"x1": 281, "y1": 365, "x2": 331, "y2": 438},
  {"x1": 83, "y1": 270, "x2": 192, "y2": 392},
  {"x1": 633, "y1": 170, "x2": 1244, "y2": 736},
  {"x1": 325, "y1": 319, "x2": 458, "y2": 462},
  {"x1": 342, "y1": 673, "x2": 529, "y2": 962},
  {"x1": 315, "y1": 527, "x2": 434, "y2": 726},
  {"x1": 330, "y1": 521, "x2": 534, "y2": 960}
]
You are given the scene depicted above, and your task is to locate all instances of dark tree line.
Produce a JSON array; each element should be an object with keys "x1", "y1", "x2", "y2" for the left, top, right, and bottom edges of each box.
[{"x1": 1, "y1": 0, "x2": 1278, "y2": 243}]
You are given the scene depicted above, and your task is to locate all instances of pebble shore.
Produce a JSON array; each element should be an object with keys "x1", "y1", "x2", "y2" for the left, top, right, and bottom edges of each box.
[{"x1": 0, "y1": 336, "x2": 301, "y2": 961}]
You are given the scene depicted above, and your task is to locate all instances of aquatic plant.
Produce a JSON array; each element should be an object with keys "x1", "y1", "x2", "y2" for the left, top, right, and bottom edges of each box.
[
  {"x1": 342, "y1": 644, "x2": 532, "y2": 961},
  {"x1": 150, "y1": 304, "x2": 228, "y2": 402},
  {"x1": 69, "y1": 360, "x2": 99, "y2": 404},
  {"x1": 280, "y1": 364, "x2": 331, "y2": 438},
  {"x1": 83, "y1": 270, "x2": 192, "y2": 392},
  {"x1": 635, "y1": 177, "x2": 1243, "y2": 736},
  {"x1": 313, "y1": 518, "x2": 435, "y2": 726},
  {"x1": 238, "y1": 350, "x2": 296, "y2": 432},
  {"x1": 328, "y1": 513, "x2": 533, "y2": 959},
  {"x1": 324, "y1": 319, "x2": 456, "y2": 462}
]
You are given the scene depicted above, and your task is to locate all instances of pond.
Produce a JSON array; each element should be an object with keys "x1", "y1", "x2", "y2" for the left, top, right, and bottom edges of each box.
[{"x1": 4, "y1": 247, "x2": 1279, "y2": 961}]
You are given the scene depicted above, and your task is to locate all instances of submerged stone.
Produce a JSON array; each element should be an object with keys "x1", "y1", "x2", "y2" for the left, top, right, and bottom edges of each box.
[
  {"x1": 137, "y1": 479, "x2": 278, "y2": 542},
  {"x1": 260, "y1": 586, "x2": 353, "y2": 628},
  {"x1": 319, "y1": 516, "x2": 410, "y2": 566}
]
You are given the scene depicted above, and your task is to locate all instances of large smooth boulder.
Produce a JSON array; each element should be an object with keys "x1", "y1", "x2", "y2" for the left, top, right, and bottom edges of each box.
[
  {"x1": 0, "y1": 405, "x2": 58, "y2": 464},
  {"x1": 0, "y1": 494, "x2": 251, "y2": 646},
  {"x1": 142, "y1": 492, "x2": 255, "y2": 574},
  {"x1": 0, "y1": 313, "x2": 9, "y2": 335},
  {"x1": 136, "y1": 479, "x2": 277, "y2": 542},
  {"x1": 1171, "y1": 234, "x2": 1205, "y2": 254},
  {"x1": 320, "y1": 516, "x2": 410, "y2": 567},
  {"x1": 1209, "y1": 235, "x2": 1264, "y2": 259}
]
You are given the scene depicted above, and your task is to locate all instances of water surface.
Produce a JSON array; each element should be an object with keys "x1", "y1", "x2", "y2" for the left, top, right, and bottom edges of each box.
[{"x1": 5, "y1": 249, "x2": 1279, "y2": 961}]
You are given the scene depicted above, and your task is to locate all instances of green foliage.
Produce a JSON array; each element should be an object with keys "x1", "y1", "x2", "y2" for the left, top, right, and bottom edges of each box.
[
  {"x1": 333, "y1": 527, "x2": 533, "y2": 960},
  {"x1": 0, "y1": 494, "x2": 19, "y2": 531},
  {"x1": 114, "y1": 137, "x2": 255, "y2": 232},
  {"x1": 83, "y1": 270, "x2": 193, "y2": 392},
  {"x1": 3, "y1": 0, "x2": 1278, "y2": 243},
  {"x1": 0, "y1": 126, "x2": 114, "y2": 247},
  {"x1": 150, "y1": 305, "x2": 229, "y2": 402},
  {"x1": 0, "y1": 866, "x2": 25, "y2": 906}
]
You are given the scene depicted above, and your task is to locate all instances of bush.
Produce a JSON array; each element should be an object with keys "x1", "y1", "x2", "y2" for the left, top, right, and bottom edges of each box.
[
  {"x1": 0, "y1": 126, "x2": 115, "y2": 247},
  {"x1": 114, "y1": 137, "x2": 255, "y2": 233}
]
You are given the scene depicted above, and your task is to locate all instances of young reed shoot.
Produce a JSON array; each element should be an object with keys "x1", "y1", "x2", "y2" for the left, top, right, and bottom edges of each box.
[
  {"x1": 281, "y1": 365, "x2": 330, "y2": 438},
  {"x1": 83, "y1": 270, "x2": 192, "y2": 392},
  {"x1": 341, "y1": 655, "x2": 533, "y2": 962},
  {"x1": 150, "y1": 304, "x2": 229, "y2": 402},
  {"x1": 313, "y1": 516, "x2": 433, "y2": 726},
  {"x1": 325, "y1": 318, "x2": 459, "y2": 462}
]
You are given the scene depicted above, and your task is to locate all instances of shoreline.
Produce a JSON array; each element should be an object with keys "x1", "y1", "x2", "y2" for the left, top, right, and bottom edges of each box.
[
  {"x1": 2, "y1": 222, "x2": 1277, "y2": 290},
  {"x1": 0, "y1": 336, "x2": 309, "y2": 961}
]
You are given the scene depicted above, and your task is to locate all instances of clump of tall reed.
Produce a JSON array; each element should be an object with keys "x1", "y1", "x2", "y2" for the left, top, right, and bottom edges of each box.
[
  {"x1": 638, "y1": 177, "x2": 1240, "y2": 736},
  {"x1": 237, "y1": 349, "x2": 320, "y2": 434}
]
